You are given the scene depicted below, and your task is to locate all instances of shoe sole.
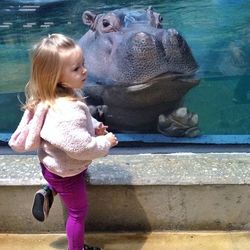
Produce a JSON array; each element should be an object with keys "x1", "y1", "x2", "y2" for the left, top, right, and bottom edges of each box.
[{"x1": 32, "y1": 193, "x2": 45, "y2": 222}]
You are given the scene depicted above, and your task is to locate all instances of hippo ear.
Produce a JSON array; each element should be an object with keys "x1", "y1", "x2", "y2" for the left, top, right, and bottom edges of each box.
[
  {"x1": 145, "y1": 6, "x2": 154, "y2": 11},
  {"x1": 82, "y1": 11, "x2": 97, "y2": 26}
]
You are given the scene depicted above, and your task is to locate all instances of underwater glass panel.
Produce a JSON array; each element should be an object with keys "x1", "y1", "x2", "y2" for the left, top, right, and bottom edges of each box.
[{"x1": 0, "y1": 0, "x2": 250, "y2": 141}]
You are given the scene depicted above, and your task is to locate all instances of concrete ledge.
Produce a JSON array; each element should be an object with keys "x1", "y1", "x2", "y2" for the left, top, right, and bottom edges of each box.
[
  {"x1": 1, "y1": 151, "x2": 250, "y2": 185},
  {"x1": 1, "y1": 149, "x2": 250, "y2": 232}
]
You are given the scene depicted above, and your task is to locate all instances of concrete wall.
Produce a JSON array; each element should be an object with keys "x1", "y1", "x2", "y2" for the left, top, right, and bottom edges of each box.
[{"x1": 1, "y1": 151, "x2": 250, "y2": 233}]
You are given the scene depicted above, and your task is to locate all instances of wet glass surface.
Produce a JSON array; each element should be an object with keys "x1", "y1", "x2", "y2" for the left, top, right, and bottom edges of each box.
[{"x1": 0, "y1": 0, "x2": 250, "y2": 136}]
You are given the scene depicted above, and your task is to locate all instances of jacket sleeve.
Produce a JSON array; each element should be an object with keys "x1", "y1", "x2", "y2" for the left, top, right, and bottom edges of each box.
[{"x1": 40, "y1": 103, "x2": 111, "y2": 161}]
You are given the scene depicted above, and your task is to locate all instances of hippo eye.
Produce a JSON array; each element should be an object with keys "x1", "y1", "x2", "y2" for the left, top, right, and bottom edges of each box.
[
  {"x1": 102, "y1": 19, "x2": 110, "y2": 27},
  {"x1": 159, "y1": 15, "x2": 163, "y2": 22}
]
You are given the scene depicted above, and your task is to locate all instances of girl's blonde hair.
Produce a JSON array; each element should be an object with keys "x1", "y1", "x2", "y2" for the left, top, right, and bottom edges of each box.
[{"x1": 24, "y1": 33, "x2": 81, "y2": 110}]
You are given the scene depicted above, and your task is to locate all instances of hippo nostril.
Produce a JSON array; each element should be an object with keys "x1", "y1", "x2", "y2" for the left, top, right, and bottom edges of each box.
[
  {"x1": 133, "y1": 32, "x2": 153, "y2": 44},
  {"x1": 169, "y1": 33, "x2": 184, "y2": 48},
  {"x1": 135, "y1": 32, "x2": 149, "y2": 38},
  {"x1": 167, "y1": 28, "x2": 178, "y2": 36},
  {"x1": 161, "y1": 29, "x2": 184, "y2": 48}
]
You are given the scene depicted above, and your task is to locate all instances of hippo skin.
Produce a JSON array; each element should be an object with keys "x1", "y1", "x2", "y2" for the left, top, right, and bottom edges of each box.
[{"x1": 78, "y1": 6, "x2": 200, "y2": 137}]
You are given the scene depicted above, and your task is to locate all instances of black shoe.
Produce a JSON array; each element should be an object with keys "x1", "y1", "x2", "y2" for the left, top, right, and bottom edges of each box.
[
  {"x1": 84, "y1": 244, "x2": 103, "y2": 250},
  {"x1": 32, "y1": 185, "x2": 54, "y2": 222}
]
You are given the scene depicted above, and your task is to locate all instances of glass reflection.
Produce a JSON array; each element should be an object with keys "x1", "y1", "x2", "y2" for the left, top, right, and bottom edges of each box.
[{"x1": 0, "y1": 0, "x2": 250, "y2": 135}]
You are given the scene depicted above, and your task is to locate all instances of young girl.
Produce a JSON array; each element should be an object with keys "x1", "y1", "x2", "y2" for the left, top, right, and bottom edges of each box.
[{"x1": 9, "y1": 33, "x2": 118, "y2": 250}]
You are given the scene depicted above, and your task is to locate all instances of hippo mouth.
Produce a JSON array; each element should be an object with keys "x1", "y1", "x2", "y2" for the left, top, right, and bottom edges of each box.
[{"x1": 124, "y1": 71, "x2": 200, "y2": 91}]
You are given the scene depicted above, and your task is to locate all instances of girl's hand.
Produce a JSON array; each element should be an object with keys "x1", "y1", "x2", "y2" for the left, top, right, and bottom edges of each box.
[
  {"x1": 95, "y1": 123, "x2": 108, "y2": 136},
  {"x1": 105, "y1": 132, "x2": 118, "y2": 147}
]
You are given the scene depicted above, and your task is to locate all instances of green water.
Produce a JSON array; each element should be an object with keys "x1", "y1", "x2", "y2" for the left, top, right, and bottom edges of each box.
[{"x1": 0, "y1": 0, "x2": 250, "y2": 134}]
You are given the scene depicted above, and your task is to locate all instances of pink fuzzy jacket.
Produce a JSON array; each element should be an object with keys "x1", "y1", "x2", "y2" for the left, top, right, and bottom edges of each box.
[{"x1": 9, "y1": 99, "x2": 111, "y2": 177}]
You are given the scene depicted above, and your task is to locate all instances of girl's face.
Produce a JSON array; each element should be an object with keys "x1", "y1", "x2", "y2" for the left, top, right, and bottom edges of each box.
[{"x1": 59, "y1": 46, "x2": 87, "y2": 89}]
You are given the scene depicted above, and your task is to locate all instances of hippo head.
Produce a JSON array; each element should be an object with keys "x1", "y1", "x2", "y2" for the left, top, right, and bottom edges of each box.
[
  {"x1": 78, "y1": 6, "x2": 198, "y2": 85},
  {"x1": 78, "y1": 7, "x2": 200, "y2": 136}
]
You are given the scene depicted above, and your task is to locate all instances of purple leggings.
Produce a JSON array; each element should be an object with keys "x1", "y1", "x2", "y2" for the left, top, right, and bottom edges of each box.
[{"x1": 41, "y1": 164, "x2": 88, "y2": 250}]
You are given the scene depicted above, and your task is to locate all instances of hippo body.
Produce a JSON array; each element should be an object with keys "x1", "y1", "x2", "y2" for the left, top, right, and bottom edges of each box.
[{"x1": 78, "y1": 7, "x2": 200, "y2": 137}]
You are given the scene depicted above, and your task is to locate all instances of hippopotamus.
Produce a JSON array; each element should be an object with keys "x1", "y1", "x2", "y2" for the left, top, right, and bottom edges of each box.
[{"x1": 78, "y1": 6, "x2": 200, "y2": 137}]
